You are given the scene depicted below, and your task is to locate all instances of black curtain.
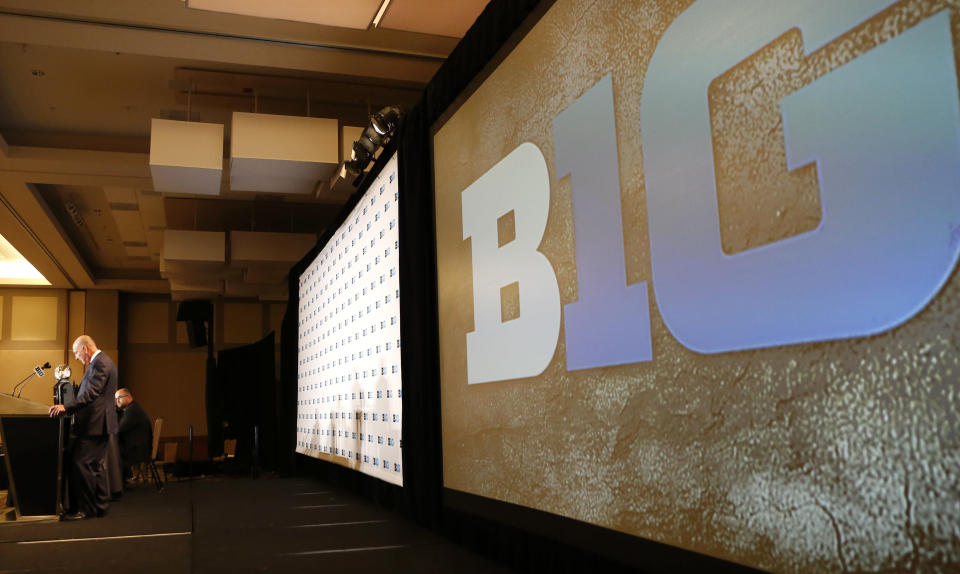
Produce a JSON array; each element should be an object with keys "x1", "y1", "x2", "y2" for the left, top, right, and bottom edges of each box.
[
  {"x1": 393, "y1": 0, "x2": 550, "y2": 527},
  {"x1": 392, "y1": 101, "x2": 442, "y2": 526},
  {"x1": 279, "y1": 286, "x2": 299, "y2": 477},
  {"x1": 205, "y1": 355, "x2": 221, "y2": 458},
  {"x1": 217, "y1": 332, "x2": 278, "y2": 472}
]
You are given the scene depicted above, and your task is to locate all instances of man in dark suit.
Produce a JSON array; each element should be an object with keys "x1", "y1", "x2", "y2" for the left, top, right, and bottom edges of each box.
[
  {"x1": 49, "y1": 335, "x2": 119, "y2": 520},
  {"x1": 114, "y1": 388, "x2": 153, "y2": 481}
]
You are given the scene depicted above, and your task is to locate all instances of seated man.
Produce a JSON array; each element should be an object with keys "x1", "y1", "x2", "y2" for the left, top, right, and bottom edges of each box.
[{"x1": 114, "y1": 388, "x2": 153, "y2": 481}]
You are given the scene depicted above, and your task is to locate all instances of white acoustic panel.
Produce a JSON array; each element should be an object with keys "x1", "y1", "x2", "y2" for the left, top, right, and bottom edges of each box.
[
  {"x1": 162, "y1": 230, "x2": 229, "y2": 284},
  {"x1": 163, "y1": 230, "x2": 225, "y2": 264},
  {"x1": 169, "y1": 278, "x2": 223, "y2": 300},
  {"x1": 230, "y1": 112, "x2": 339, "y2": 194},
  {"x1": 150, "y1": 119, "x2": 223, "y2": 196}
]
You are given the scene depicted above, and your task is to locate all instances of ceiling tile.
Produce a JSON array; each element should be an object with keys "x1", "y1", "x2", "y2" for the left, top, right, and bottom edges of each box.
[
  {"x1": 146, "y1": 229, "x2": 164, "y2": 261},
  {"x1": 186, "y1": 0, "x2": 383, "y2": 30},
  {"x1": 111, "y1": 210, "x2": 147, "y2": 243},
  {"x1": 379, "y1": 0, "x2": 490, "y2": 38},
  {"x1": 137, "y1": 191, "x2": 167, "y2": 228},
  {"x1": 103, "y1": 187, "x2": 139, "y2": 205},
  {"x1": 124, "y1": 245, "x2": 150, "y2": 257}
]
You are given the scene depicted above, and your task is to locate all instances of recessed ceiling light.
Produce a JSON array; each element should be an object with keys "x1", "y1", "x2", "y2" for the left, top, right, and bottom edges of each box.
[
  {"x1": 371, "y1": 0, "x2": 391, "y2": 28},
  {"x1": 185, "y1": 0, "x2": 382, "y2": 30},
  {"x1": 0, "y1": 233, "x2": 50, "y2": 285}
]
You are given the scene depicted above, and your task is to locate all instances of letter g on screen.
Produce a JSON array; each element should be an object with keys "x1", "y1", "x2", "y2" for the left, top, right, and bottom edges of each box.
[{"x1": 641, "y1": 1, "x2": 960, "y2": 353}]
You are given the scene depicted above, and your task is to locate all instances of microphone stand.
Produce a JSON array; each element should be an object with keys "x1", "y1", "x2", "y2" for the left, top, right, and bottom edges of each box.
[
  {"x1": 11, "y1": 372, "x2": 37, "y2": 398},
  {"x1": 12, "y1": 364, "x2": 50, "y2": 398}
]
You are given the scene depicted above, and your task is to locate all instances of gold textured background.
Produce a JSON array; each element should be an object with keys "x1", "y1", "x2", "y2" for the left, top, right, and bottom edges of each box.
[{"x1": 433, "y1": 1, "x2": 960, "y2": 572}]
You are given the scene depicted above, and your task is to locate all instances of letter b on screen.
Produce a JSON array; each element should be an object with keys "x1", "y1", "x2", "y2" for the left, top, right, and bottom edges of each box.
[{"x1": 461, "y1": 143, "x2": 561, "y2": 384}]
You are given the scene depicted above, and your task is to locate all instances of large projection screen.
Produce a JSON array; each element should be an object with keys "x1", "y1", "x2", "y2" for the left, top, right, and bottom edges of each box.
[
  {"x1": 297, "y1": 152, "x2": 403, "y2": 486},
  {"x1": 433, "y1": 1, "x2": 960, "y2": 571}
]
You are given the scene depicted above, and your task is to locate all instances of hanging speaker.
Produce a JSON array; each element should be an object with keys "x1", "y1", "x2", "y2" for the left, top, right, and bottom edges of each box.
[{"x1": 177, "y1": 300, "x2": 213, "y2": 348}]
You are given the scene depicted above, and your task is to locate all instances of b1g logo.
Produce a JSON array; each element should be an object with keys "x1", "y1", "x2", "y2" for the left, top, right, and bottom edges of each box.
[{"x1": 461, "y1": 1, "x2": 960, "y2": 385}]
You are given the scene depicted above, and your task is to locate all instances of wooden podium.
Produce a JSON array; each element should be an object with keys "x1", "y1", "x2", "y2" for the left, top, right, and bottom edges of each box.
[{"x1": 0, "y1": 393, "x2": 66, "y2": 519}]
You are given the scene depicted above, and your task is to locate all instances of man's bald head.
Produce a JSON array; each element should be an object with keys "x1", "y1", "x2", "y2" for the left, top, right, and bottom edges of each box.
[{"x1": 72, "y1": 335, "x2": 99, "y2": 366}]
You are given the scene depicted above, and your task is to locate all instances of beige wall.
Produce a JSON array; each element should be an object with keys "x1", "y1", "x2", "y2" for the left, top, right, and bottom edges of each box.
[
  {"x1": 120, "y1": 295, "x2": 284, "y2": 438},
  {"x1": 0, "y1": 288, "x2": 68, "y2": 405},
  {"x1": 0, "y1": 287, "x2": 117, "y2": 407},
  {"x1": 1, "y1": 287, "x2": 283, "y2": 444},
  {"x1": 67, "y1": 289, "x2": 119, "y2": 381}
]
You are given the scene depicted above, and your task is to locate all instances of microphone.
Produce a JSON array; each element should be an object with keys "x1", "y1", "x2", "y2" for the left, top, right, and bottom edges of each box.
[{"x1": 14, "y1": 362, "x2": 54, "y2": 398}]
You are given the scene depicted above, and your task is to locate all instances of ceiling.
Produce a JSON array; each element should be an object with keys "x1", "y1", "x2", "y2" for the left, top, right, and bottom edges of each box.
[{"x1": 0, "y1": 0, "x2": 489, "y2": 299}]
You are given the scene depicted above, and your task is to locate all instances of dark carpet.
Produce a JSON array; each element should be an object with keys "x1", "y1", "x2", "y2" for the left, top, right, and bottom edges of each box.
[{"x1": 0, "y1": 476, "x2": 513, "y2": 574}]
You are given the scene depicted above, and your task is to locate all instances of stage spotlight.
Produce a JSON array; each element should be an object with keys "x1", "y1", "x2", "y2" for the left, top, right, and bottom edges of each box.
[
  {"x1": 345, "y1": 106, "x2": 401, "y2": 183},
  {"x1": 346, "y1": 139, "x2": 375, "y2": 175}
]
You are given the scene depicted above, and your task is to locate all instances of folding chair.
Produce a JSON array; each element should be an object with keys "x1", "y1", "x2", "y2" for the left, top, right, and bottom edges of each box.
[
  {"x1": 161, "y1": 442, "x2": 179, "y2": 482},
  {"x1": 139, "y1": 417, "x2": 165, "y2": 492}
]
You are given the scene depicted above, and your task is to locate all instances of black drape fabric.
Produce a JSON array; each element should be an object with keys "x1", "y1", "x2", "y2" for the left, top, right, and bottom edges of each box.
[
  {"x1": 205, "y1": 355, "x2": 222, "y2": 459},
  {"x1": 217, "y1": 333, "x2": 277, "y2": 472},
  {"x1": 395, "y1": 101, "x2": 442, "y2": 526},
  {"x1": 393, "y1": 0, "x2": 550, "y2": 528},
  {"x1": 279, "y1": 277, "x2": 299, "y2": 477},
  {"x1": 255, "y1": 332, "x2": 278, "y2": 472}
]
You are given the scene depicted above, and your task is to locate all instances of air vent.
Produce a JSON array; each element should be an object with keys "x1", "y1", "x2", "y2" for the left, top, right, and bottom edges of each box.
[{"x1": 65, "y1": 202, "x2": 84, "y2": 227}]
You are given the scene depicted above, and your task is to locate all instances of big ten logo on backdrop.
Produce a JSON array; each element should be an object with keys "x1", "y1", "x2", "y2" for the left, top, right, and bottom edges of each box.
[{"x1": 459, "y1": 1, "x2": 960, "y2": 384}]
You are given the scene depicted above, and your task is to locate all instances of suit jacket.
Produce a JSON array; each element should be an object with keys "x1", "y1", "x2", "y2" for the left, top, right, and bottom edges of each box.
[
  {"x1": 65, "y1": 351, "x2": 119, "y2": 436},
  {"x1": 117, "y1": 400, "x2": 153, "y2": 463}
]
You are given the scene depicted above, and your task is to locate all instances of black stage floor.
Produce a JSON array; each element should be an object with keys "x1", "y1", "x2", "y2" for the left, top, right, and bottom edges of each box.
[{"x1": 0, "y1": 476, "x2": 513, "y2": 574}]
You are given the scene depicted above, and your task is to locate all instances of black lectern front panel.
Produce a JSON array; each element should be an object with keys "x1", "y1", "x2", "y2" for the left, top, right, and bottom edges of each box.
[{"x1": 0, "y1": 415, "x2": 61, "y2": 517}]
